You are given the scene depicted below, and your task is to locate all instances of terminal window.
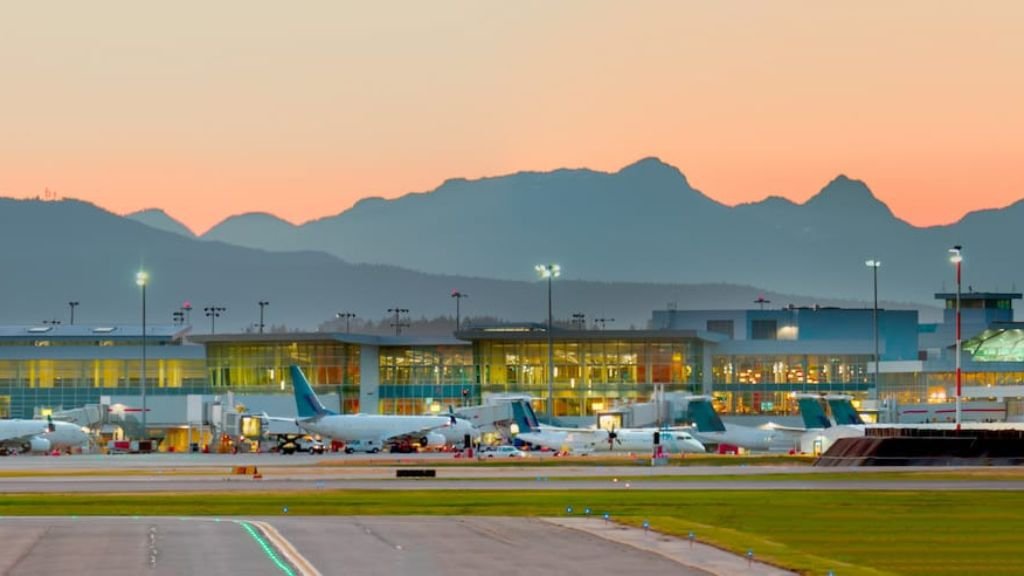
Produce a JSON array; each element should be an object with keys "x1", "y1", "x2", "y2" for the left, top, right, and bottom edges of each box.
[{"x1": 751, "y1": 320, "x2": 778, "y2": 340}]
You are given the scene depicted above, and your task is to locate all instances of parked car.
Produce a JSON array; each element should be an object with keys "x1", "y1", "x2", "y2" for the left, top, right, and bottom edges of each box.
[{"x1": 487, "y1": 445, "x2": 528, "y2": 458}]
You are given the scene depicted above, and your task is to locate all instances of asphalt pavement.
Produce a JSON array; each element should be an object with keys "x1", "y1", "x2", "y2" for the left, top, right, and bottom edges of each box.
[
  {"x1": 0, "y1": 517, "x2": 715, "y2": 576},
  {"x1": 0, "y1": 518, "x2": 287, "y2": 576}
]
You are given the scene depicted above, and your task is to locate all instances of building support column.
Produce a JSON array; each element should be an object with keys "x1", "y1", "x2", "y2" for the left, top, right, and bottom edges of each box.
[{"x1": 360, "y1": 345, "x2": 380, "y2": 414}]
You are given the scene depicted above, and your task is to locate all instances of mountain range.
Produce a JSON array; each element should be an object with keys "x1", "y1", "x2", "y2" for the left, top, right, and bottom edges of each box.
[
  {"x1": 2, "y1": 197, "x2": 876, "y2": 332},
  {"x1": 129, "y1": 158, "x2": 1023, "y2": 306}
]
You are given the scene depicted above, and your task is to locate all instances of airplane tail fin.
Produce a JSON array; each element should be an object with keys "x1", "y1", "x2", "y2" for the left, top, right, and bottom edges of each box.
[
  {"x1": 510, "y1": 400, "x2": 540, "y2": 433},
  {"x1": 687, "y1": 399, "x2": 727, "y2": 433},
  {"x1": 289, "y1": 365, "x2": 334, "y2": 419},
  {"x1": 797, "y1": 397, "x2": 832, "y2": 429},
  {"x1": 827, "y1": 398, "x2": 865, "y2": 426}
]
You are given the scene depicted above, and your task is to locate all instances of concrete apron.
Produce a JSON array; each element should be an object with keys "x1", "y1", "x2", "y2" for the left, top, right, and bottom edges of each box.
[{"x1": 543, "y1": 517, "x2": 797, "y2": 576}]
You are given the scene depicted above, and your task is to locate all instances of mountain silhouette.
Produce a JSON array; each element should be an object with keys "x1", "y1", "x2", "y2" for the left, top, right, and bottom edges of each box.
[
  {"x1": 127, "y1": 209, "x2": 195, "y2": 238},
  {"x1": 1, "y1": 198, "x2": 880, "y2": 332},
  {"x1": 197, "y1": 158, "x2": 1022, "y2": 304}
]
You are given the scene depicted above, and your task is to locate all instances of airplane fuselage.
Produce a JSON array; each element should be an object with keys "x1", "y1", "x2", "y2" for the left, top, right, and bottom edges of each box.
[
  {"x1": 298, "y1": 413, "x2": 474, "y2": 445},
  {"x1": 518, "y1": 427, "x2": 705, "y2": 454}
]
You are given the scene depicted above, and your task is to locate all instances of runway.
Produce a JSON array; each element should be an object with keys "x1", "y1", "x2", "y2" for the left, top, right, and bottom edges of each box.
[
  {"x1": 1, "y1": 453, "x2": 1022, "y2": 492},
  {"x1": 0, "y1": 517, "x2": 720, "y2": 576},
  {"x1": 2, "y1": 477, "x2": 1024, "y2": 492}
]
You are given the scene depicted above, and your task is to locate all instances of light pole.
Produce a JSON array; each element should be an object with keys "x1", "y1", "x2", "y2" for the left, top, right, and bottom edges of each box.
[
  {"x1": 204, "y1": 306, "x2": 226, "y2": 334},
  {"x1": 68, "y1": 301, "x2": 79, "y2": 325},
  {"x1": 136, "y1": 271, "x2": 148, "y2": 438},
  {"x1": 535, "y1": 264, "x2": 560, "y2": 421},
  {"x1": 388, "y1": 308, "x2": 409, "y2": 336},
  {"x1": 571, "y1": 313, "x2": 586, "y2": 330},
  {"x1": 258, "y1": 301, "x2": 269, "y2": 334},
  {"x1": 594, "y1": 317, "x2": 614, "y2": 330},
  {"x1": 337, "y1": 312, "x2": 356, "y2": 333},
  {"x1": 450, "y1": 291, "x2": 468, "y2": 332},
  {"x1": 865, "y1": 260, "x2": 881, "y2": 404},
  {"x1": 949, "y1": 246, "x2": 963, "y2": 430}
]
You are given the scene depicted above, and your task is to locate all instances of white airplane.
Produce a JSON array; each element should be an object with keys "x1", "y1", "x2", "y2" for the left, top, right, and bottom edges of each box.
[
  {"x1": 288, "y1": 365, "x2": 478, "y2": 453},
  {"x1": 510, "y1": 401, "x2": 706, "y2": 454},
  {"x1": 686, "y1": 398, "x2": 803, "y2": 452},
  {"x1": 0, "y1": 416, "x2": 91, "y2": 454}
]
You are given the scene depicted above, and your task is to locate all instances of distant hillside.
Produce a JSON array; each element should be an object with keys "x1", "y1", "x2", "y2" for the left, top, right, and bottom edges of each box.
[
  {"x1": 0, "y1": 198, "x2": 903, "y2": 332},
  {"x1": 126, "y1": 209, "x2": 195, "y2": 238},
  {"x1": 197, "y1": 158, "x2": 1024, "y2": 304}
]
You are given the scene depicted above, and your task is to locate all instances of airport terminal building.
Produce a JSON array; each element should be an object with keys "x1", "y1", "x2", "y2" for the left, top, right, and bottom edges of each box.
[{"x1": 2, "y1": 291, "x2": 1023, "y2": 445}]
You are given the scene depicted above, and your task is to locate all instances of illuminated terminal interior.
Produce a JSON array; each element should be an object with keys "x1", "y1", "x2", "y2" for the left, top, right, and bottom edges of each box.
[{"x1": 1, "y1": 291, "x2": 1023, "y2": 428}]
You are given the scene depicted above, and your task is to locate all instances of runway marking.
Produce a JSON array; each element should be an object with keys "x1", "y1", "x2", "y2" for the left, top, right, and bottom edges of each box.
[
  {"x1": 246, "y1": 520, "x2": 323, "y2": 576},
  {"x1": 352, "y1": 520, "x2": 404, "y2": 552}
]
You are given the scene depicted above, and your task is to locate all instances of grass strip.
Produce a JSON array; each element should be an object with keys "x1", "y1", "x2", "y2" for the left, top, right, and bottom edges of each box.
[{"x1": 1, "y1": 490, "x2": 1022, "y2": 575}]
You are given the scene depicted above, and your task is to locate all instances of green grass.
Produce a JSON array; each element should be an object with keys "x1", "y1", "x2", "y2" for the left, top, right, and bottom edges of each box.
[{"x1": 2, "y1": 490, "x2": 1022, "y2": 575}]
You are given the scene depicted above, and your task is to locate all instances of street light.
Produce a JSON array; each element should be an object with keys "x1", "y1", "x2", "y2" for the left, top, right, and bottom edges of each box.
[
  {"x1": 594, "y1": 317, "x2": 614, "y2": 330},
  {"x1": 388, "y1": 308, "x2": 409, "y2": 336},
  {"x1": 865, "y1": 260, "x2": 881, "y2": 404},
  {"x1": 450, "y1": 291, "x2": 468, "y2": 332},
  {"x1": 535, "y1": 264, "x2": 561, "y2": 421},
  {"x1": 136, "y1": 270, "x2": 148, "y2": 437},
  {"x1": 571, "y1": 313, "x2": 586, "y2": 330},
  {"x1": 68, "y1": 301, "x2": 79, "y2": 325},
  {"x1": 336, "y1": 312, "x2": 356, "y2": 333},
  {"x1": 949, "y1": 245, "x2": 963, "y2": 430},
  {"x1": 204, "y1": 306, "x2": 226, "y2": 334},
  {"x1": 258, "y1": 301, "x2": 270, "y2": 334}
]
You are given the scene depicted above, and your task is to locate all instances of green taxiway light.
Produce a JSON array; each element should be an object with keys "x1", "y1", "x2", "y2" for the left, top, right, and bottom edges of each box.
[{"x1": 239, "y1": 521, "x2": 296, "y2": 576}]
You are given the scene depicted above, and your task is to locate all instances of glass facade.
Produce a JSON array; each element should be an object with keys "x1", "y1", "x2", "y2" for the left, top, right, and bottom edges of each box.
[
  {"x1": 0, "y1": 357, "x2": 206, "y2": 418},
  {"x1": 378, "y1": 345, "x2": 474, "y2": 414},
  {"x1": 879, "y1": 370, "x2": 1024, "y2": 405},
  {"x1": 711, "y1": 354, "x2": 871, "y2": 415},
  {"x1": 205, "y1": 340, "x2": 360, "y2": 413},
  {"x1": 474, "y1": 338, "x2": 702, "y2": 417}
]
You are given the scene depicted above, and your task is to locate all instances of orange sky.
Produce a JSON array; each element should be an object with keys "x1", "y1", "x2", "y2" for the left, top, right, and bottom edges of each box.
[{"x1": 1, "y1": 2, "x2": 1022, "y2": 234}]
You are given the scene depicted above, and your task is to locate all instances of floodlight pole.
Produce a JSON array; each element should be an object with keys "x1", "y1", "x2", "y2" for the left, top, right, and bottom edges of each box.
[
  {"x1": 949, "y1": 246, "x2": 963, "y2": 431},
  {"x1": 866, "y1": 260, "x2": 881, "y2": 404},
  {"x1": 136, "y1": 271, "x2": 148, "y2": 438},
  {"x1": 536, "y1": 264, "x2": 560, "y2": 422}
]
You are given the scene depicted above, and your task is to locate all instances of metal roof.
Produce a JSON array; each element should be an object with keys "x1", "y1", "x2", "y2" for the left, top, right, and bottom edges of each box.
[
  {"x1": 455, "y1": 327, "x2": 724, "y2": 343},
  {"x1": 934, "y1": 292, "x2": 1022, "y2": 300},
  {"x1": 0, "y1": 324, "x2": 189, "y2": 340},
  {"x1": 189, "y1": 331, "x2": 468, "y2": 347}
]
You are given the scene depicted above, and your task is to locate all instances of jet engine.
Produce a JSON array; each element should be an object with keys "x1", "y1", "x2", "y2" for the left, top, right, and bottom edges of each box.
[
  {"x1": 419, "y1": 432, "x2": 447, "y2": 449},
  {"x1": 27, "y1": 437, "x2": 52, "y2": 453}
]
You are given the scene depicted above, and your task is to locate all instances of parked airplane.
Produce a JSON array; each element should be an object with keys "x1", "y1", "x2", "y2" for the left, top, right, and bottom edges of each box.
[
  {"x1": 0, "y1": 416, "x2": 91, "y2": 454},
  {"x1": 686, "y1": 398, "x2": 802, "y2": 452},
  {"x1": 288, "y1": 365, "x2": 477, "y2": 453},
  {"x1": 510, "y1": 401, "x2": 705, "y2": 454}
]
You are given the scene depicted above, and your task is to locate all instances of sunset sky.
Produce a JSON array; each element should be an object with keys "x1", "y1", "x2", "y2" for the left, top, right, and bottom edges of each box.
[{"x1": 1, "y1": 2, "x2": 1022, "y2": 234}]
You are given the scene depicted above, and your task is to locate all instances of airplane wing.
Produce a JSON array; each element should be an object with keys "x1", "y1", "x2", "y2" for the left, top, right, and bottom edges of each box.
[
  {"x1": 0, "y1": 423, "x2": 49, "y2": 448},
  {"x1": 380, "y1": 422, "x2": 457, "y2": 445}
]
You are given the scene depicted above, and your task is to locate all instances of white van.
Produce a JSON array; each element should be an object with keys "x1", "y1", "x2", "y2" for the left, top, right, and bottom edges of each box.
[{"x1": 343, "y1": 439, "x2": 383, "y2": 454}]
